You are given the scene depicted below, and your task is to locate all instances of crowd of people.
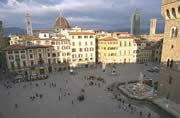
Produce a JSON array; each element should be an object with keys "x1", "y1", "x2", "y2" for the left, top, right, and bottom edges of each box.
[
  {"x1": 0, "y1": 70, "x2": 162, "y2": 118},
  {"x1": 107, "y1": 82, "x2": 161, "y2": 118}
]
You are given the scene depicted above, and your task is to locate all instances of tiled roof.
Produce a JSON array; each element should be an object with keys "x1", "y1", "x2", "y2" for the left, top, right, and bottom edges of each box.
[
  {"x1": 113, "y1": 32, "x2": 129, "y2": 34},
  {"x1": 99, "y1": 37, "x2": 117, "y2": 41},
  {"x1": 54, "y1": 16, "x2": 70, "y2": 29},
  {"x1": 92, "y1": 29, "x2": 99, "y2": 31},
  {"x1": 23, "y1": 37, "x2": 70, "y2": 41},
  {"x1": 4, "y1": 45, "x2": 52, "y2": 50},
  {"x1": 39, "y1": 31, "x2": 50, "y2": 33},
  {"x1": 118, "y1": 36, "x2": 137, "y2": 39},
  {"x1": 68, "y1": 32, "x2": 95, "y2": 35},
  {"x1": 133, "y1": 39, "x2": 141, "y2": 43},
  {"x1": 97, "y1": 34, "x2": 106, "y2": 36}
]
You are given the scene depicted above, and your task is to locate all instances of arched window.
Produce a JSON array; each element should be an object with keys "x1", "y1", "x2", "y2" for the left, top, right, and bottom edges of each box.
[
  {"x1": 27, "y1": 41, "x2": 31, "y2": 46},
  {"x1": 167, "y1": 9, "x2": 171, "y2": 19},
  {"x1": 170, "y1": 59, "x2": 174, "y2": 68},
  {"x1": 171, "y1": 27, "x2": 178, "y2": 38},
  {"x1": 171, "y1": 28, "x2": 175, "y2": 38},
  {"x1": 124, "y1": 58, "x2": 126, "y2": 64},
  {"x1": 27, "y1": 21, "x2": 30, "y2": 25},
  {"x1": 167, "y1": 59, "x2": 170, "y2": 67},
  {"x1": 175, "y1": 28, "x2": 178, "y2": 37},
  {"x1": 172, "y1": 8, "x2": 176, "y2": 18},
  {"x1": 178, "y1": 6, "x2": 180, "y2": 14},
  {"x1": 124, "y1": 41, "x2": 127, "y2": 46}
]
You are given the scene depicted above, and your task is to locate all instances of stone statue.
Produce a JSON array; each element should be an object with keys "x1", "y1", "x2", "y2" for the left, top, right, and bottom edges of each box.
[{"x1": 138, "y1": 72, "x2": 144, "y2": 90}]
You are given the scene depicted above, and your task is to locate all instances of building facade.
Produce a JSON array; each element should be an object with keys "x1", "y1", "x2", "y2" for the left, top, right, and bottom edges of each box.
[
  {"x1": 68, "y1": 32, "x2": 96, "y2": 67},
  {"x1": 98, "y1": 34, "x2": 138, "y2": 64},
  {"x1": 118, "y1": 35, "x2": 138, "y2": 64},
  {"x1": 98, "y1": 37, "x2": 119, "y2": 64},
  {"x1": 157, "y1": 0, "x2": 180, "y2": 105},
  {"x1": 9, "y1": 35, "x2": 24, "y2": 45},
  {"x1": 140, "y1": 18, "x2": 164, "y2": 63},
  {"x1": 4, "y1": 45, "x2": 51, "y2": 81}
]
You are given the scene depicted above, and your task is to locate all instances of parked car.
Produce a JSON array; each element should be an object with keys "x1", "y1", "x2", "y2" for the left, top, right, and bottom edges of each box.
[
  {"x1": 147, "y1": 69, "x2": 154, "y2": 72},
  {"x1": 153, "y1": 66, "x2": 160, "y2": 73},
  {"x1": 147, "y1": 66, "x2": 160, "y2": 73}
]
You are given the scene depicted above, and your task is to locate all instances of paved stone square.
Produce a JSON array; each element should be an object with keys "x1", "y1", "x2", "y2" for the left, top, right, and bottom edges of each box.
[{"x1": 0, "y1": 63, "x2": 162, "y2": 118}]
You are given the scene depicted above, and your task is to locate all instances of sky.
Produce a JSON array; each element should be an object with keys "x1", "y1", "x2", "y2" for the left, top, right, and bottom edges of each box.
[{"x1": 0, "y1": 0, "x2": 164, "y2": 32}]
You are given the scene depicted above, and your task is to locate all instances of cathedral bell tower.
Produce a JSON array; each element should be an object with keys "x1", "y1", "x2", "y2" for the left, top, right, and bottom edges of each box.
[{"x1": 25, "y1": 13, "x2": 33, "y2": 36}]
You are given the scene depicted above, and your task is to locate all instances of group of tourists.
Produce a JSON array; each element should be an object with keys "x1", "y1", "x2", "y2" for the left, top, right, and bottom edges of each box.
[{"x1": 29, "y1": 93, "x2": 43, "y2": 101}]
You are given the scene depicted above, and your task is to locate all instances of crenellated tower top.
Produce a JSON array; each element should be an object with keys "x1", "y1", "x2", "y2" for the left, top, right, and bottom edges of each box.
[
  {"x1": 162, "y1": 0, "x2": 179, "y2": 5},
  {"x1": 161, "y1": 0, "x2": 180, "y2": 20}
]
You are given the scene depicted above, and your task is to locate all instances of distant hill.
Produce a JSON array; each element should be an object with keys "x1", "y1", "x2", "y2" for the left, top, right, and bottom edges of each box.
[
  {"x1": 107, "y1": 27, "x2": 164, "y2": 34},
  {"x1": 2, "y1": 27, "x2": 164, "y2": 36},
  {"x1": 3, "y1": 27, "x2": 26, "y2": 36}
]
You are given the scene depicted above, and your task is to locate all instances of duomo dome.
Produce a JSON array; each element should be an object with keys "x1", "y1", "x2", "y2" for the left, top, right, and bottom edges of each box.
[{"x1": 54, "y1": 12, "x2": 71, "y2": 32}]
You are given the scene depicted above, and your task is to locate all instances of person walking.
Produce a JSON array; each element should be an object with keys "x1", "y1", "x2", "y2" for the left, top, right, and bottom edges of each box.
[
  {"x1": 148, "y1": 112, "x2": 151, "y2": 118},
  {"x1": 139, "y1": 111, "x2": 143, "y2": 117},
  {"x1": 14, "y1": 104, "x2": 18, "y2": 109},
  {"x1": 72, "y1": 100, "x2": 74, "y2": 104},
  {"x1": 59, "y1": 96, "x2": 61, "y2": 101}
]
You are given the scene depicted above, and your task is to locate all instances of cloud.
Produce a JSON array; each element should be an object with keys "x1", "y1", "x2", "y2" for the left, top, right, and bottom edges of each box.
[
  {"x1": 0, "y1": 0, "x2": 163, "y2": 31},
  {"x1": 67, "y1": 17, "x2": 98, "y2": 23}
]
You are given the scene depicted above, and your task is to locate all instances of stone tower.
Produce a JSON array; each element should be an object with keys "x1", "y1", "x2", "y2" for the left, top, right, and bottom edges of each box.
[
  {"x1": 149, "y1": 19, "x2": 157, "y2": 35},
  {"x1": 25, "y1": 13, "x2": 33, "y2": 36},
  {"x1": 131, "y1": 9, "x2": 140, "y2": 36},
  {"x1": 157, "y1": 0, "x2": 180, "y2": 105}
]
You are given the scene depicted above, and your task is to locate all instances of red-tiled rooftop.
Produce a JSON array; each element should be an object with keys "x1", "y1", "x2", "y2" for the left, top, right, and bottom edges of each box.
[
  {"x1": 133, "y1": 39, "x2": 141, "y2": 43},
  {"x1": 118, "y1": 35, "x2": 139, "y2": 39},
  {"x1": 23, "y1": 37, "x2": 69, "y2": 41},
  {"x1": 39, "y1": 31, "x2": 50, "y2": 33},
  {"x1": 68, "y1": 32, "x2": 95, "y2": 35},
  {"x1": 113, "y1": 32, "x2": 129, "y2": 34},
  {"x1": 92, "y1": 29, "x2": 99, "y2": 31},
  {"x1": 4, "y1": 45, "x2": 52, "y2": 50},
  {"x1": 99, "y1": 37, "x2": 117, "y2": 41}
]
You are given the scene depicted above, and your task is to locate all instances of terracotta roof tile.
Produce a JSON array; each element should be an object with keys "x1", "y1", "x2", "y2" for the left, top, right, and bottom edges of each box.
[
  {"x1": 113, "y1": 32, "x2": 129, "y2": 34},
  {"x1": 68, "y1": 32, "x2": 95, "y2": 35},
  {"x1": 23, "y1": 37, "x2": 70, "y2": 41},
  {"x1": 92, "y1": 29, "x2": 99, "y2": 31},
  {"x1": 39, "y1": 31, "x2": 50, "y2": 33},
  {"x1": 99, "y1": 37, "x2": 117, "y2": 41},
  {"x1": 118, "y1": 36, "x2": 138, "y2": 39},
  {"x1": 54, "y1": 16, "x2": 70, "y2": 29},
  {"x1": 4, "y1": 45, "x2": 52, "y2": 50}
]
